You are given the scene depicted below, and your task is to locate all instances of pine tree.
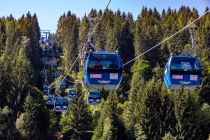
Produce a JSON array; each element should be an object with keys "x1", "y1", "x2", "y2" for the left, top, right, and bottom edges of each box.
[
  {"x1": 0, "y1": 106, "x2": 20, "y2": 140},
  {"x1": 60, "y1": 84, "x2": 92, "y2": 140},
  {"x1": 196, "y1": 9, "x2": 210, "y2": 104},
  {"x1": 172, "y1": 91, "x2": 210, "y2": 140},
  {"x1": 0, "y1": 18, "x2": 6, "y2": 54},
  {"x1": 0, "y1": 51, "x2": 16, "y2": 110},
  {"x1": 161, "y1": 133, "x2": 176, "y2": 140},
  {"x1": 11, "y1": 37, "x2": 34, "y2": 114},
  {"x1": 134, "y1": 8, "x2": 163, "y2": 67},
  {"x1": 118, "y1": 15, "x2": 135, "y2": 72},
  {"x1": 56, "y1": 12, "x2": 79, "y2": 73},
  {"x1": 123, "y1": 59, "x2": 150, "y2": 139},
  {"x1": 18, "y1": 13, "x2": 41, "y2": 86},
  {"x1": 124, "y1": 60, "x2": 177, "y2": 140},
  {"x1": 134, "y1": 124, "x2": 147, "y2": 140},
  {"x1": 92, "y1": 94, "x2": 126, "y2": 140},
  {"x1": 16, "y1": 87, "x2": 49, "y2": 140}
]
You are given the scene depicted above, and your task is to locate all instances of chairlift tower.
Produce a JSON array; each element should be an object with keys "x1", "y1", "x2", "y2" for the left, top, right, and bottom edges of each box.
[{"x1": 41, "y1": 30, "x2": 51, "y2": 40}]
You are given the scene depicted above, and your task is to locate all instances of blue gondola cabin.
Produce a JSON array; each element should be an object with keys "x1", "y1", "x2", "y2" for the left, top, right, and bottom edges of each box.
[
  {"x1": 83, "y1": 52, "x2": 123, "y2": 91},
  {"x1": 46, "y1": 95, "x2": 55, "y2": 109},
  {"x1": 68, "y1": 89, "x2": 77, "y2": 99},
  {"x1": 164, "y1": 55, "x2": 202, "y2": 90},
  {"x1": 87, "y1": 91, "x2": 102, "y2": 105},
  {"x1": 53, "y1": 97, "x2": 68, "y2": 112}
]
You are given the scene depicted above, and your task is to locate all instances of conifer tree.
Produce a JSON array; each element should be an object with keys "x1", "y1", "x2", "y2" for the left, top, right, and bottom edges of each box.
[
  {"x1": 56, "y1": 12, "x2": 79, "y2": 73},
  {"x1": 172, "y1": 91, "x2": 210, "y2": 140},
  {"x1": 16, "y1": 87, "x2": 49, "y2": 140},
  {"x1": 0, "y1": 19, "x2": 6, "y2": 54},
  {"x1": 11, "y1": 36, "x2": 34, "y2": 115},
  {"x1": 60, "y1": 84, "x2": 92, "y2": 140},
  {"x1": 0, "y1": 106, "x2": 20, "y2": 140},
  {"x1": 92, "y1": 94, "x2": 126, "y2": 140}
]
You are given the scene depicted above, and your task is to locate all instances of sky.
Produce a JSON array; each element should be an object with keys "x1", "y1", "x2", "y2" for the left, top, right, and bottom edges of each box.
[{"x1": 0, "y1": 0, "x2": 209, "y2": 33}]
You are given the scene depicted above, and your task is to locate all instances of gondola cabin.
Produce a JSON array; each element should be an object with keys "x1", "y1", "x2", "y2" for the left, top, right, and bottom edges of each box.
[
  {"x1": 54, "y1": 71, "x2": 61, "y2": 78},
  {"x1": 53, "y1": 97, "x2": 68, "y2": 112},
  {"x1": 68, "y1": 89, "x2": 77, "y2": 99},
  {"x1": 87, "y1": 91, "x2": 102, "y2": 105},
  {"x1": 46, "y1": 95, "x2": 55, "y2": 109},
  {"x1": 83, "y1": 52, "x2": 122, "y2": 90},
  {"x1": 60, "y1": 81, "x2": 66, "y2": 89},
  {"x1": 164, "y1": 55, "x2": 202, "y2": 90},
  {"x1": 43, "y1": 85, "x2": 50, "y2": 94}
]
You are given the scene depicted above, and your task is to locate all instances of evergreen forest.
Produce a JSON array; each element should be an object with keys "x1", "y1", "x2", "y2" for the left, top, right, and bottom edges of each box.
[{"x1": 0, "y1": 6, "x2": 210, "y2": 140}]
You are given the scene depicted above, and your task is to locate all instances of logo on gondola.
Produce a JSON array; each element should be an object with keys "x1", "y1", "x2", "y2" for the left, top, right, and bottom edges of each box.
[
  {"x1": 180, "y1": 81, "x2": 191, "y2": 84},
  {"x1": 90, "y1": 74, "x2": 102, "y2": 78},
  {"x1": 190, "y1": 75, "x2": 198, "y2": 81},
  {"x1": 98, "y1": 80, "x2": 110, "y2": 84},
  {"x1": 172, "y1": 75, "x2": 183, "y2": 79}
]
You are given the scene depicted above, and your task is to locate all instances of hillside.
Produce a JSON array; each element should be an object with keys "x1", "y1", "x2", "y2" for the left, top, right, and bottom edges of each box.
[{"x1": 0, "y1": 6, "x2": 210, "y2": 140}]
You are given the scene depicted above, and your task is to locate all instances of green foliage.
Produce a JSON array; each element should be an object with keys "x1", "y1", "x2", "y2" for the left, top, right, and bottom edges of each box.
[
  {"x1": 134, "y1": 7, "x2": 163, "y2": 67},
  {"x1": 0, "y1": 35, "x2": 34, "y2": 120},
  {"x1": 162, "y1": 133, "x2": 176, "y2": 140},
  {"x1": 0, "y1": 107, "x2": 20, "y2": 140},
  {"x1": 131, "y1": 59, "x2": 150, "y2": 74},
  {"x1": 0, "y1": 6, "x2": 210, "y2": 140},
  {"x1": 134, "y1": 124, "x2": 147, "y2": 140},
  {"x1": 136, "y1": 79, "x2": 176, "y2": 139},
  {"x1": 49, "y1": 111, "x2": 60, "y2": 132},
  {"x1": 172, "y1": 91, "x2": 210, "y2": 140},
  {"x1": 60, "y1": 84, "x2": 92, "y2": 140},
  {"x1": 16, "y1": 87, "x2": 49, "y2": 140},
  {"x1": 0, "y1": 19, "x2": 6, "y2": 54},
  {"x1": 115, "y1": 73, "x2": 130, "y2": 103},
  {"x1": 123, "y1": 60, "x2": 150, "y2": 139},
  {"x1": 92, "y1": 94, "x2": 126, "y2": 140},
  {"x1": 124, "y1": 65, "x2": 177, "y2": 140},
  {"x1": 56, "y1": 12, "x2": 79, "y2": 73}
]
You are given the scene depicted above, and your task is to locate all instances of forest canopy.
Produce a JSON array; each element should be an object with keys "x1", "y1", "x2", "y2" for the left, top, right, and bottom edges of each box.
[{"x1": 0, "y1": 6, "x2": 210, "y2": 140}]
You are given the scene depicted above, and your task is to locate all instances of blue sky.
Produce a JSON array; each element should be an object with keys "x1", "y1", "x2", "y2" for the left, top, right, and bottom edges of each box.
[{"x1": 0, "y1": 0, "x2": 209, "y2": 33}]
